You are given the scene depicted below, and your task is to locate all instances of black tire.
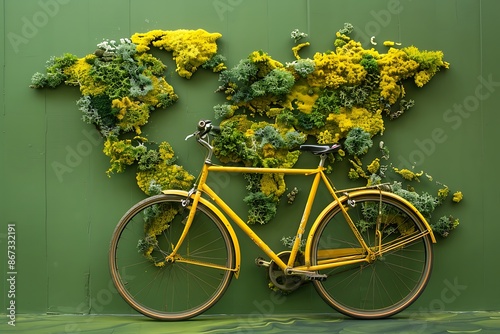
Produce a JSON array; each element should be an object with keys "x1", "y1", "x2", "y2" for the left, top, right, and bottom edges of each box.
[
  {"x1": 109, "y1": 194, "x2": 235, "y2": 320},
  {"x1": 310, "y1": 193, "x2": 433, "y2": 319}
]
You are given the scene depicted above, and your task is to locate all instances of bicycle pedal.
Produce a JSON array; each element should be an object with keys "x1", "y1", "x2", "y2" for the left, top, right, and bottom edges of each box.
[
  {"x1": 305, "y1": 273, "x2": 328, "y2": 281},
  {"x1": 255, "y1": 257, "x2": 270, "y2": 267}
]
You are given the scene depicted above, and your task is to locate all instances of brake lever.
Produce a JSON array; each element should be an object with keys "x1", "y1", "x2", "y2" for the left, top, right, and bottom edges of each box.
[{"x1": 185, "y1": 132, "x2": 197, "y2": 141}]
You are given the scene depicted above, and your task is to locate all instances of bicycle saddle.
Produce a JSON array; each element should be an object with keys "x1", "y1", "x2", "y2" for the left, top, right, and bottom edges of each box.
[{"x1": 299, "y1": 144, "x2": 341, "y2": 155}]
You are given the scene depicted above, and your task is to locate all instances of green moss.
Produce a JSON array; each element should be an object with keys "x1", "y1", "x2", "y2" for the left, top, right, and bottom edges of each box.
[
  {"x1": 432, "y1": 215, "x2": 459, "y2": 237},
  {"x1": 360, "y1": 54, "x2": 378, "y2": 73},
  {"x1": 217, "y1": 59, "x2": 259, "y2": 103},
  {"x1": 244, "y1": 191, "x2": 277, "y2": 225},
  {"x1": 338, "y1": 22, "x2": 354, "y2": 35},
  {"x1": 83, "y1": 94, "x2": 117, "y2": 134},
  {"x1": 254, "y1": 125, "x2": 285, "y2": 149},
  {"x1": 276, "y1": 109, "x2": 297, "y2": 127},
  {"x1": 135, "y1": 52, "x2": 167, "y2": 76},
  {"x1": 343, "y1": 127, "x2": 373, "y2": 156},
  {"x1": 287, "y1": 58, "x2": 315, "y2": 78},
  {"x1": 90, "y1": 59, "x2": 131, "y2": 99},
  {"x1": 213, "y1": 103, "x2": 232, "y2": 119},
  {"x1": 103, "y1": 137, "x2": 148, "y2": 176},
  {"x1": 156, "y1": 93, "x2": 177, "y2": 109},
  {"x1": 290, "y1": 29, "x2": 308, "y2": 43},
  {"x1": 391, "y1": 182, "x2": 438, "y2": 219},
  {"x1": 138, "y1": 149, "x2": 160, "y2": 171},
  {"x1": 29, "y1": 53, "x2": 78, "y2": 88},
  {"x1": 312, "y1": 88, "x2": 341, "y2": 114},
  {"x1": 251, "y1": 68, "x2": 295, "y2": 97},
  {"x1": 202, "y1": 53, "x2": 227, "y2": 71},
  {"x1": 296, "y1": 110, "x2": 327, "y2": 130},
  {"x1": 212, "y1": 118, "x2": 259, "y2": 165}
]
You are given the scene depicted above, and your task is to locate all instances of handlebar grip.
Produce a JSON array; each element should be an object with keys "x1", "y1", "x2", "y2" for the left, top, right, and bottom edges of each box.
[{"x1": 211, "y1": 126, "x2": 221, "y2": 134}]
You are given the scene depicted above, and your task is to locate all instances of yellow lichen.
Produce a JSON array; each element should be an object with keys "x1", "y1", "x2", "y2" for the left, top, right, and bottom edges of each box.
[
  {"x1": 438, "y1": 187, "x2": 449, "y2": 200},
  {"x1": 145, "y1": 206, "x2": 177, "y2": 237},
  {"x1": 317, "y1": 130, "x2": 339, "y2": 144},
  {"x1": 247, "y1": 50, "x2": 285, "y2": 86},
  {"x1": 348, "y1": 158, "x2": 367, "y2": 179},
  {"x1": 137, "y1": 75, "x2": 178, "y2": 108},
  {"x1": 283, "y1": 82, "x2": 319, "y2": 114},
  {"x1": 377, "y1": 48, "x2": 420, "y2": 104},
  {"x1": 367, "y1": 158, "x2": 380, "y2": 174},
  {"x1": 136, "y1": 142, "x2": 194, "y2": 194},
  {"x1": 260, "y1": 173, "x2": 286, "y2": 199},
  {"x1": 292, "y1": 42, "x2": 310, "y2": 59},
  {"x1": 103, "y1": 137, "x2": 147, "y2": 176},
  {"x1": 402, "y1": 46, "x2": 450, "y2": 87},
  {"x1": 311, "y1": 41, "x2": 367, "y2": 89},
  {"x1": 262, "y1": 143, "x2": 276, "y2": 158},
  {"x1": 111, "y1": 97, "x2": 150, "y2": 135},
  {"x1": 136, "y1": 164, "x2": 194, "y2": 194},
  {"x1": 131, "y1": 29, "x2": 222, "y2": 78},
  {"x1": 452, "y1": 191, "x2": 463, "y2": 203},
  {"x1": 393, "y1": 168, "x2": 424, "y2": 181},
  {"x1": 326, "y1": 107, "x2": 384, "y2": 138},
  {"x1": 64, "y1": 56, "x2": 107, "y2": 96}
]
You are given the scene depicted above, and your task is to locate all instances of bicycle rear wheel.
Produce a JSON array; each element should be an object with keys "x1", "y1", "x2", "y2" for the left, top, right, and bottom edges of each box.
[
  {"x1": 109, "y1": 193, "x2": 235, "y2": 320},
  {"x1": 310, "y1": 192, "x2": 433, "y2": 319}
]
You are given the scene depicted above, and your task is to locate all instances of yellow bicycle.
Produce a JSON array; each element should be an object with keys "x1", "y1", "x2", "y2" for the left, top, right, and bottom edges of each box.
[{"x1": 109, "y1": 120, "x2": 436, "y2": 321}]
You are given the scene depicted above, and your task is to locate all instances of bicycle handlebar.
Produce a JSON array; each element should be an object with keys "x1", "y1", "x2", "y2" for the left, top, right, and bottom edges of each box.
[{"x1": 185, "y1": 120, "x2": 220, "y2": 161}]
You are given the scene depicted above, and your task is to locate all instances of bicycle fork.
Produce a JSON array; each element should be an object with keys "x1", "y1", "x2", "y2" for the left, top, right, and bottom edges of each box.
[
  {"x1": 163, "y1": 187, "x2": 201, "y2": 264},
  {"x1": 165, "y1": 161, "x2": 212, "y2": 263}
]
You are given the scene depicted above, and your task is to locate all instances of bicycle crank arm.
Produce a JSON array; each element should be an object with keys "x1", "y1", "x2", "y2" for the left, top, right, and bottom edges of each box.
[{"x1": 286, "y1": 268, "x2": 327, "y2": 281}]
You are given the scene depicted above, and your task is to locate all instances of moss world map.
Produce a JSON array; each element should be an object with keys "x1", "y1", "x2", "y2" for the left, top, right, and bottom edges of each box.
[{"x1": 31, "y1": 25, "x2": 462, "y2": 238}]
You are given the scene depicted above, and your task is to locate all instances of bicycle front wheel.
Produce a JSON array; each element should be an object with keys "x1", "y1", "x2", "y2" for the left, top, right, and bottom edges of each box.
[
  {"x1": 310, "y1": 193, "x2": 433, "y2": 319},
  {"x1": 109, "y1": 194, "x2": 235, "y2": 320}
]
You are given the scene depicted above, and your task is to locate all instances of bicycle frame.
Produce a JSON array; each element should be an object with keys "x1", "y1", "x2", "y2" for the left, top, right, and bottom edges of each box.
[
  {"x1": 163, "y1": 130, "x2": 436, "y2": 278},
  {"x1": 164, "y1": 163, "x2": 436, "y2": 277}
]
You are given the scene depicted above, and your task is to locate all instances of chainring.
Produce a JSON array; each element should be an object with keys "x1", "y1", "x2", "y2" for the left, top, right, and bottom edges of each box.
[{"x1": 268, "y1": 251, "x2": 306, "y2": 294}]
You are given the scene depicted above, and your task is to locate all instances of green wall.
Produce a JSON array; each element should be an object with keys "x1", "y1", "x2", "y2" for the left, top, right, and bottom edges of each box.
[{"x1": 1, "y1": 0, "x2": 500, "y2": 319}]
